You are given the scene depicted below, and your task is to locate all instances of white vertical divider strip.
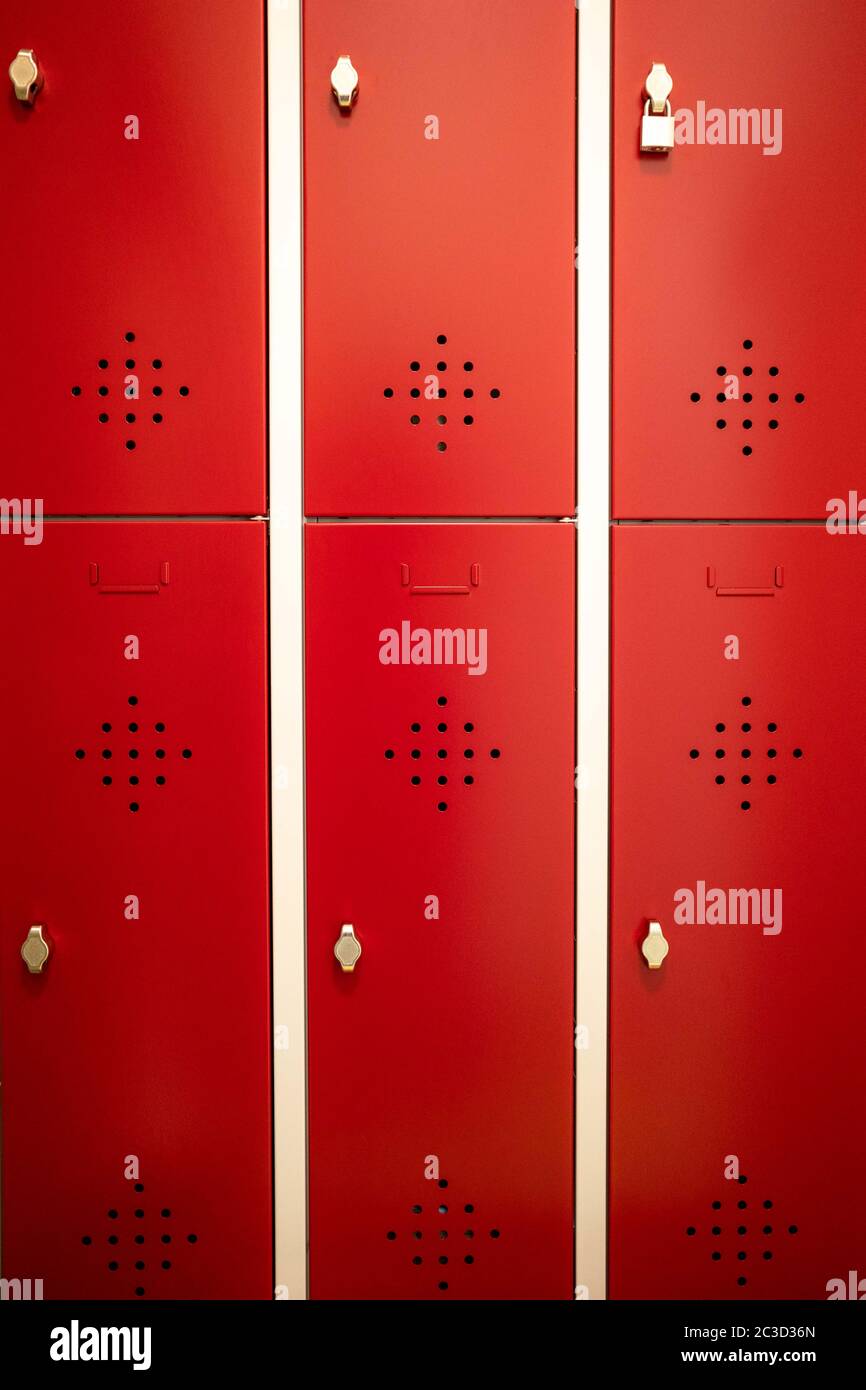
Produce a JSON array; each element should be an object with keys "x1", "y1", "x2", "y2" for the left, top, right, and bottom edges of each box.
[
  {"x1": 576, "y1": 0, "x2": 611, "y2": 1300},
  {"x1": 269, "y1": 0, "x2": 307, "y2": 1300}
]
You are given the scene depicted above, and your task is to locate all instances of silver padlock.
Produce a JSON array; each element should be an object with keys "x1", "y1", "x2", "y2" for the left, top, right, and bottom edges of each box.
[
  {"x1": 640, "y1": 62, "x2": 675, "y2": 153},
  {"x1": 641, "y1": 98, "x2": 675, "y2": 152}
]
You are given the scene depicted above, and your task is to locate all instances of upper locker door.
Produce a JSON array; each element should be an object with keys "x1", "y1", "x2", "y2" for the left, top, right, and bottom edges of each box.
[
  {"x1": 610, "y1": 526, "x2": 866, "y2": 1300},
  {"x1": 303, "y1": 1, "x2": 575, "y2": 517},
  {"x1": 0, "y1": 2, "x2": 265, "y2": 515},
  {"x1": 612, "y1": 0, "x2": 866, "y2": 520},
  {"x1": 0, "y1": 523, "x2": 271, "y2": 1299},
  {"x1": 305, "y1": 524, "x2": 575, "y2": 1299}
]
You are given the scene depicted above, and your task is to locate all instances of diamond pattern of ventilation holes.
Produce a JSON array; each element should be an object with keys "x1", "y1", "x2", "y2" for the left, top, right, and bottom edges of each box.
[
  {"x1": 382, "y1": 333, "x2": 502, "y2": 455},
  {"x1": 73, "y1": 694, "x2": 193, "y2": 813},
  {"x1": 385, "y1": 1176, "x2": 501, "y2": 1294},
  {"x1": 688, "y1": 694, "x2": 803, "y2": 810},
  {"x1": 70, "y1": 330, "x2": 191, "y2": 451},
  {"x1": 384, "y1": 694, "x2": 502, "y2": 811},
  {"x1": 685, "y1": 1174, "x2": 800, "y2": 1292},
  {"x1": 80, "y1": 1179, "x2": 199, "y2": 1299},
  {"x1": 688, "y1": 338, "x2": 806, "y2": 459}
]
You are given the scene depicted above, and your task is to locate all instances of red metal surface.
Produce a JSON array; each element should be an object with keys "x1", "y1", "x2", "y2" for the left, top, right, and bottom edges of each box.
[
  {"x1": 303, "y1": 0, "x2": 575, "y2": 517},
  {"x1": 610, "y1": 524, "x2": 866, "y2": 1299},
  {"x1": 612, "y1": 0, "x2": 866, "y2": 519},
  {"x1": 305, "y1": 523, "x2": 575, "y2": 1299},
  {"x1": 0, "y1": 1, "x2": 266, "y2": 515},
  {"x1": 0, "y1": 523, "x2": 272, "y2": 1299}
]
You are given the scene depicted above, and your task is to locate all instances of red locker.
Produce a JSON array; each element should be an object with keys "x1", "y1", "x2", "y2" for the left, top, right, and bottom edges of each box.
[
  {"x1": 305, "y1": 523, "x2": 575, "y2": 1299},
  {"x1": 303, "y1": 0, "x2": 575, "y2": 517},
  {"x1": 610, "y1": 525, "x2": 866, "y2": 1299},
  {"x1": 0, "y1": 523, "x2": 271, "y2": 1300},
  {"x1": 0, "y1": 2, "x2": 265, "y2": 515},
  {"x1": 612, "y1": 0, "x2": 866, "y2": 520}
]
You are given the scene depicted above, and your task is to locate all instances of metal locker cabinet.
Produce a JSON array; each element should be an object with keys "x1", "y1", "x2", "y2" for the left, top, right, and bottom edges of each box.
[
  {"x1": 303, "y1": 0, "x2": 575, "y2": 517},
  {"x1": 305, "y1": 523, "x2": 575, "y2": 1300},
  {"x1": 0, "y1": 1, "x2": 265, "y2": 515},
  {"x1": 612, "y1": 0, "x2": 866, "y2": 520},
  {"x1": 610, "y1": 524, "x2": 866, "y2": 1300},
  {"x1": 0, "y1": 522, "x2": 272, "y2": 1300}
]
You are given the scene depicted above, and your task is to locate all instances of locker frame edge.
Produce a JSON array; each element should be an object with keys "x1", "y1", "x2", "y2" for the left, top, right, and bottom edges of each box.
[
  {"x1": 576, "y1": 0, "x2": 611, "y2": 1302},
  {"x1": 270, "y1": 0, "x2": 308, "y2": 1301},
  {"x1": 269, "y1": 0, "x2": 611, "y2": 1301}
]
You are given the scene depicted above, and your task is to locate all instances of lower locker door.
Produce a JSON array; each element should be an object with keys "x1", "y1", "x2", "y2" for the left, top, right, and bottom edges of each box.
[
  {"x1": 611, "y1": 525, "x2": 866, "y2": 1300},
  {"x1": 0, "y1": 523, "x2": 271, "y2": 1300},
  {"x1": 305, "y1": 523, "x2": 575, "y2": 1299}
]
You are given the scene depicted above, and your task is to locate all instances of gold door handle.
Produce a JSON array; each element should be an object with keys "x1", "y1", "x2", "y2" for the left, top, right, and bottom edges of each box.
[
  {"x1": 641, "y1": 919, "x2": 669, "y2": 970},
  {"x1": 21, "y1": 925, "x2": 50, "y2": 974},
  {"x1": 330, "y1": 54, "x2": 359, "y2": 109},
  {"x1": 334, "y1": 923, "x2": 361, "y2": 972},
  {"x1": 9, "y1": 49, "x2": 43, "y2": 104}
]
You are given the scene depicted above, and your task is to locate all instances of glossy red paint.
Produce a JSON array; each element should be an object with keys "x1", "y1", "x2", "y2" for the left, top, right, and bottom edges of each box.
[
  {"x1": 613, "y1": 0, "x2": 866, "y2": 519},
  {"x1": 303, "y1": 0, "x2": 575, "y2": 517},
  {"x1": 0, "y1": 523, "x2": 272, "y2": 1299},
  {"x1": 610, "y1": 524, "x2": 866, "y2": 1299},
  {"x1": 305, "y1": 523, "x2": 575, "y2": 1299},
  {"x1": 0, "y1": 1, "x2": 266, "y2": 515}
]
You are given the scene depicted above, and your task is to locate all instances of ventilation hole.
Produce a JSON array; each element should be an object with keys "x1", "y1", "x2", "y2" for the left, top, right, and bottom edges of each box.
[
  {"x1": 490, "y1": 1229, "x2": 500, "y2": 1239},
  {"x1": 464, "y1": 1204, "x2": 474, "y2": 1213},
  {"x1": 410, "y1": 388, "x2": 420, "y2": 398},
  {"x1": 690, "y1": 392, "x2": 701, "y2": 402},
  {"x1": 767, "y1": 774, "x2": 777, "y2": 784},
  {"x1": 738, "y1": 1200, "x2": 747, "y2": 1210},
  {"x1": 410, "y1": 415, "x2": 420, "y2": 425},
  {"x1": 438, "y1": 1256, "x2": 448, "y2": 1265},
  {"x1": 413, "y1": 1232, "x2": 422, "y2": 1241},
  {"x1": 738, "y1": 1277, "x2": 747, "y2": 1286},
  {"x1": 438, "y1": 388, "x2": 447, "y2": 399},
  {"x1": 712, "y1": 1202, "x2": 722, "y2": 1210},
  {"x1": 153, "y1": 413, "x2": 163, "y2": 424},
  {"x1": 125, "y1": 359, "x2": 136, "y2": 370},
  {"x1": 742, "y1": 696, "x2": 751, "y2": 706},
  {"x1": 490, "y1": 388, "x2": 501, "y2": 398},
  {"x1": 153, "y1": 385, "x2": 163, "y2": 396},
  {"x1": 737, "y1": 1252, "x2": 747, "y2": 1261},
  {"x1": 98, "y1": 386, "x2": 109, "y2": 397},
  {"x1": 743, "y1": 339, "x2": 753, "y2": 350},
  {"x1": 712, "y1": 1226, "x2": 721, "y2": 1236},
  {"x1": 412, "y1": 1256, "x2": 422, "y2": 1265},
  {"x1": 743, "y1": 392, "x2": 753, "y2": 402},
  {"x1": 437, "y1": 775, "x2": 447, "y2": 786},
  {"x1": 767, "y1": 748, "x2": 777, "y2": 758},
  {"x1": 490, "y1": 748, "x2": 501, "y2": 759},
  {"x1": 464, "y1": 775, "x2": 474, "y2": 785},
  {"x1": 743, "y1": 365, "x2": 753, "y2": 377},
  {"x1": 82, "y1": 1236, "x2": 92, "y2": 1246},
  {"x1": 716, "y1": 393, "x2": 726, "y2": 403},
  {"x1": 156, "y1": 775, "x2": 166, "y2": 786},
  {"x1": 411, "y1": 1205, "x2": 422, "y2": 1214},
  {"x1": 411, "y1": 775, "x2": 421, "y2": 786},
  {"x1": 438, "y1": 1282, "x2": 448, "y2": 1291},
  {"x1": 98, "y1": 359, "x2": 109, "y2": 370},
  {"x1": 465, "y1": 1230, "x2": 474, "y2": 1239},
  {"x1": 386, "y1": 1232, "x2": 397, "y2": 1241},
  {"x1": 741, "y1": 776, "x2": 751, "y2": 785},
  {"x1": 436, "y1": 442, "x2": 447, "y2": 452},
  {"x1": 179, "y1": 386, "x2": 189, "y2": 397},
  {"x1": 716, "y1": 366, "x2": 726, "y2": 376},
  {"x1": 738, "y1": 1226, "x2": 747, "y2": 1235},
  {"x1": 125, "y1": 440, "x2": 136, "y2": 451},
  {"x1": 103, "y1": 776, "x2": 112, "y2": 786},
  {"x1": 437, "y1": 415, "x2": 447, "y2": 425},
  {"x1": 161, "y1": 1235, "x2": 171, "y2": 1244},
  {"x1": 795, "y1": 393, "x2": 805, "y2": 403},
  {"x1": 715, "y1": 775, "x2": 725, "y2": 784},
  {"x1": 742, "y1": 748, "x2": 751, "y2": 758},
  {"x1": 769, "y1": 392, "x2": 779, "y2": 404},
  {"x1": 99, "y1": 413, "x2": 109, "y2": 422},
  {"x1": 130, "y1": 776, "x2": 139, "y2": 786},
  {"x1": 135, "y1": 1209, "x2": 144, "y2": 1219},
  {"x1": 437, "y1": 696, "x2": 447, "y2": 706},
  {"x1": 437, "y1": 334, "x2": 447, "y2": 344},
  {"x1": 464, "y1": 388, "x2": 474, "y2": 398},
  {"x1": 763, "y1": 1225, "x2": 772, "y2": 1234},
  {"x1": 129, "y1": 749, "x2": 139, "y2": 759},
  {"x1": 464, "y1": 415, "x2": 474, "y2": 425},
  {"x1": 410, "y1": 722, "x2": 421, "y2": 732},
  {"x1": 715, "y1": 749, "x2": 725, "y2": 759},
  {"x1": 109, "y1": 1261, "x2": 119, "y2": 1271},
  {"x1": 788, "y1": 1225, "x2": 798, "y2": 1235},
  {"x1": 182, "y1": 749, "x2": 192, "y2": 759},
  {"x1": 769, "y1": 366, "x2": 779, "y2": 376},
  {"x1": 135, "y1": 1261, "x2": 145, "y2": 1271},
  {"x1": 383, "y1": 388, "x2": 394, "y2": 398},
  {"x1": 135, "y1": 1183, "x2": 144, "y2": 1193},
  {"x1": 102, "y1": 749, "x2": 112, "y2": 760},
  {"x1": 135, "y1": 1288, "x2": 145, "y2": 1297},
  {"x1": 411, "y1": 749, "x2": 421, "y2": 760},
  {"x1": 75, "y1": 748, "x2": 86, "y2": 760},
  {"x1": 464, "y1": 722, "x2": 474, "y2": 732},
  {"x1": 689, "y1": 749, "x2": 699, "y2": 759},
  {"x1": 465, "y1": 1255, "x2": 474, "y2": 1265},
  {"x1": 187, "y1": 1234, "x2": 198, "y2": 1244},
  {"x1": 436, "y1": 361, "x2": 447, "y2": 372},
  {"x1": 742, "y1": 420, "x2": 752, "y2": 431},
  {"x1": 437, "y1": 749, "x2": 447, "y2": 759},
  {"x1": 437, "y1": 802, "x2": 447, "y2": 811},
  {"x1": 686, "y1": 1227, "x2": 696, "y2": 1236},
  {"x1": 712, "y1": 1252, "x2": 721, "y2": 1261},
  {"x1": 130, "y1": 803, "x2": 140, "y2": 813},
  {"x1": 384, "y1": 749, "x2": 394, "y2": 759},
  {"x1": 715, "y1": 722, "x2": 726, "y2": 732},
  {"x1": 743, "y1": 446, "x2": 752, "y2": 456},
  {"x1": 716, "y1": 419, "x2": 726, "y2": 430},
  {"x1": 108, "y1": 1236, "x2": 118, "y2": 1245},
  {"x1": 125, "y1": 331, "x2": 136, "y2": 342},
  {"x1": 162, "y1": 1260, "x2": 172, "y2": 1270},
  {"x1": 793, "y1": 748, "x2": 803, "y2": 758},
  {"x1": 155, "y1": 749, "x2": 165, "y2": 759},
  {"x1": 769, "y1": 419, "x2": 779, "y2": 430},
  {"x1": 72, "y1": 385, "x2": 82, "y2": 396},
  {"x1": 108, "y1": 1210, "x2": 118, "y2": 1219}
]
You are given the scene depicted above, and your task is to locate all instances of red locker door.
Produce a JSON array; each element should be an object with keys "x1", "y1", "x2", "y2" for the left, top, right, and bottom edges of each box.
[
  {"x1": 610, "y1": 525, "x2": 866, "y2": 1300},
  {"x1": 0, "y1": 523, "x2": 271, "y2": 1300},
  {"x1": 305, "y1": 524, "x2": 575, "y2": 1299},
  {"x1": 303, "y1": 0, "x2": 575, "y2": 517},
  {"x1": 0, "y1": 2, "x2": 265, "y2": 515},
  {"x1": 612, "y1": 0, "x2": 866, "y2": 520}
]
